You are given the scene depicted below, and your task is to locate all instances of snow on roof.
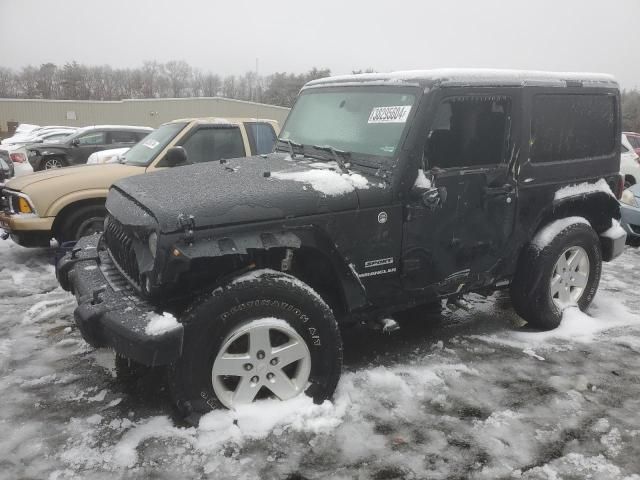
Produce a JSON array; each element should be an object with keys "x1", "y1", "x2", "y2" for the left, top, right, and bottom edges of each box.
[
  {"x1": 305, "y1": 68, "x2": 618, "y2": 89},
  {"x1": 77, "y1": 125, "x2": 153, "y2": 132}
]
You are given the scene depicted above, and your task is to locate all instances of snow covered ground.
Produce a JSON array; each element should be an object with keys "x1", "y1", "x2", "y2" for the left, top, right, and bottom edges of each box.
[{"x1": 1, "y1": 239, "x2": 640, "y2": 480}]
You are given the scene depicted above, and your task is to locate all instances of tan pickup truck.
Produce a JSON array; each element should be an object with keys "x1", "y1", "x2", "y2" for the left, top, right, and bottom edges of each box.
[{"x1": 0, "y1": 117, "x2": 279, "y2": 247}]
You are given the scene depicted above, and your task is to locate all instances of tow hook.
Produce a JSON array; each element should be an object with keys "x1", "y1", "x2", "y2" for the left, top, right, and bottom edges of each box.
[{"x1": 0, "y1": 229, "x2": 8, "y2": 240}]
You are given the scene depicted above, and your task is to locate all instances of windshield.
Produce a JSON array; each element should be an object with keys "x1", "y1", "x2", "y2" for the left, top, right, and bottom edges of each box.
[
  {"x1": 124, "y1": 122, "x2": 186, "y2": 166},
  {"x1": 280, "y1": 88, "x2": 416, "y2": 159}
]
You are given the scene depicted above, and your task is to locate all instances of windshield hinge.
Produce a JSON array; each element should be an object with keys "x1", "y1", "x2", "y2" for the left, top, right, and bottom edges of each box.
[{"x1": 178, "y1": 213, "x2": 196, "y2": 245}]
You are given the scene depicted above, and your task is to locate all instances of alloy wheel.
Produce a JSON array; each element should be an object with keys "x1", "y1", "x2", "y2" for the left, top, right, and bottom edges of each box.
[
  {"x1": 211, "y1": 318, "x2": 311, "y2": 409},
  {"x1": 550, "y1": 246, "x2": 590, "y2": 308}
]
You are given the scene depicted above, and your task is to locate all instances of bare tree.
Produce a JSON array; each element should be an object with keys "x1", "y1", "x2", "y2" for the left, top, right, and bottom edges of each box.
[{"x1": 165, "y1": 60, "x2": 192, "y2": 98}]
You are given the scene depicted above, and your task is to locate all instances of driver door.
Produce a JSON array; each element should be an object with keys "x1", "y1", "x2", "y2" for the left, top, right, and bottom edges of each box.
[{"x1": 401, "y1": 89, "x2": 519, "y2": 294}]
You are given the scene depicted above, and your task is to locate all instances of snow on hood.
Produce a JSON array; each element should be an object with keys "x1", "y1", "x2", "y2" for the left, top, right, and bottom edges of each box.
[
  {"x1": 110, "y1": 154, "x2": 380, "y2": 233},
  {"x1": 271, "y1": 168, "x2": 369, "y2": 196}
]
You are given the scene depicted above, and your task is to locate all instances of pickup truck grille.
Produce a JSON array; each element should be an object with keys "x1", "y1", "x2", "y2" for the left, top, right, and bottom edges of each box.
[{"x1": 104, "y1": 215, "x2": 140, "y2": 288}]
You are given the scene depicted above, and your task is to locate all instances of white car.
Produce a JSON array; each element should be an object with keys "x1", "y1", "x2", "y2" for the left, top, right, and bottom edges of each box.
[
  {"x1": 1, "y1": 125, "x2": 75, "y2": 146},
  {"x1": 621, "y1": 133, "x2": 640, "y2": 188},
  {"x1": 86, "y1": 147, "x2": 130, "y2": 165}
]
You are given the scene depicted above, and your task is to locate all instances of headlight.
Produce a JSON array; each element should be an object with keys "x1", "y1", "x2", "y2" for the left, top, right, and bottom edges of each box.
[
  {"x1": 18, "y1": 197, "x2": 33, "y2": 214},
  {"x1": 621, "y1": 189, "x2": 638, "y2": 207},
  {"x1": 148, "y1": 232, "x2": 158, "y2": 258}
]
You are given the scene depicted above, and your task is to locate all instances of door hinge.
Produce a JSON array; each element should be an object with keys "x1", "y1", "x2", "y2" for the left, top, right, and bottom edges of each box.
[{"x1": 178, "y1": 213, "x2": 196, "y2": 245}]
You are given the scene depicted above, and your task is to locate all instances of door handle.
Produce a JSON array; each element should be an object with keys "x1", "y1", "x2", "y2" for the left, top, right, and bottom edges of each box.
[{"x1": 484, "y1": 184, "x2": 514, "y2": 197}]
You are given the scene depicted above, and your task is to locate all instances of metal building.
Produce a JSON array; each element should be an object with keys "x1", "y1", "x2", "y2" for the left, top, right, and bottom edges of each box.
[{"x1": 0, "y1": 97, "x2": 290, "y2": 133}]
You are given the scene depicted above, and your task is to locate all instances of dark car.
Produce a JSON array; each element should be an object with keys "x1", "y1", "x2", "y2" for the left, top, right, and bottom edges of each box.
[
  {"x1": 58, "y1": 69, "x2": 626, "y2": 417},
  {"x1": 27, "y1": 125, "x2": 152, "y2": 170},
  {"x1": 0, "y1": 150, "x2": 14, "y2": 185}
]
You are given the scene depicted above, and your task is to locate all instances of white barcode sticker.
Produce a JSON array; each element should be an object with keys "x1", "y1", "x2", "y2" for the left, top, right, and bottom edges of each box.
[{"x1": 368, "y1": 105, "x2": 412, "y2": 124}]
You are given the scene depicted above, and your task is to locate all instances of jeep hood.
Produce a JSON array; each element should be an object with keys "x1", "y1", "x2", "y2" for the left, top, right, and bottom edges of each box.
[{"x1": 111, "y1": 154, "x2": 388, "y2": 233}]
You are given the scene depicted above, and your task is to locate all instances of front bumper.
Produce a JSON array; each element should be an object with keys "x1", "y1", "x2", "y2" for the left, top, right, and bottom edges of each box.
[
  {"x1": 57, "y1": 234, "x2": 183, "y2": 366},
  {"x1": 0, "y1": 210, "x2": 54, "y2": 247}
]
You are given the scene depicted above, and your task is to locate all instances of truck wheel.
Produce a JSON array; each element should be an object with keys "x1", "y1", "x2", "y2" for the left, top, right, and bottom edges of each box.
[
  {"x1": 168, "y1": 270, "x2": 343, "y2": 416},
  {"x1": 57, "y1": 204, "x2": 107, "y2": 243},
  {"x1": 510, "y1": 220, "x2": 602, "y2": 330}
]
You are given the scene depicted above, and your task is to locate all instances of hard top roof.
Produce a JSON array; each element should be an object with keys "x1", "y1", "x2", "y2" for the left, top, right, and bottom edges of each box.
[{"x1": 304, "y1": 68, "x2": 618, "y2": 90}]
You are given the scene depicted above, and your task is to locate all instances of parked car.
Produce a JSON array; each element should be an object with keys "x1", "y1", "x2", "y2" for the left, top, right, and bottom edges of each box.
[
  {"x1": 0, "y1": 118, "x2": 279, "y2": 246},
  {"x1": 1, "y1": 124, "x2": 40, "y2": 145},
  {"x1": 26, "y1": 125, "x2": 152, "y2": 171},
  {"x1": 1, "y1": 129, "x2": 78, "y2": 177},
  {"x1": 56, "y1": 69, "x2": 625, "y2": 415},
  {"x1": 1, "y1": 125, "x2": 73, "y2": 145},
  {"x1": 623, "y1": 132, "x2": 640, "y2": 156},
  {"x1": 621, "y1": 133, "x2": 640, "y2": 187},
  {"x1": 0, "y1": 152, "x2": 14, "y2": 185},
  {"x1": 620, "y1": 185, "x2": 640, "y2": 246},
  {"x1": 86, "y1": 147, "x2": 131, "y2": 165}
]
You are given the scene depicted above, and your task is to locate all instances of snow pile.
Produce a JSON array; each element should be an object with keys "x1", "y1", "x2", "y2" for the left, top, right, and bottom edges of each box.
[
  {"x1": 144, "y1": 312, "x2": 179, "y2": 336},
  {"x1": 554, "y1": 178, "x2": 614, "y2": 201},
  {"x1": 414, "y1": 168, "x2": 432, "y2": 189},
  {"x1": 602, "y1": 218, "x2": 627, "y2": 240},
  {"x1": 272, "y1": 169, "x2": 369, "y2": 196}
]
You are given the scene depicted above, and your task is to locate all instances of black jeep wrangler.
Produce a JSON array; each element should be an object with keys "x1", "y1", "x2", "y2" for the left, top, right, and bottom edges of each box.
[{"x1": 57, "y1": 69, "x2": 626, "y2": 415}]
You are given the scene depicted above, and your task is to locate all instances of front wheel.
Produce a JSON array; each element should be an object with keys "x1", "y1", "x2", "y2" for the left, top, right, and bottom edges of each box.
[
  {"x1": 57, "y1": 204, "x2": 107, "y2": 243},
  {"x1": 511, "y1": 219, "x2": 602, "y2": 330},
  {"x1": 168, "y1": 270, "x2": 343, "y2": 416}
]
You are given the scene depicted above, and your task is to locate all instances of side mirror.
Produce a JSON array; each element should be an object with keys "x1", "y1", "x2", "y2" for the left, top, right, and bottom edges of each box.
[
  {"x1": 164, "y1": 146, "x2": 188, "y2": 167},
  {"x1": 71, "y1": 138, "x2": 80, "y2": 146}
]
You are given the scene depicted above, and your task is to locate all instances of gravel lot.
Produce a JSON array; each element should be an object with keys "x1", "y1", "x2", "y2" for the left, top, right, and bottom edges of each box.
[{"x1": 1, "y1": 240, "x2": 640, "y2": 480}]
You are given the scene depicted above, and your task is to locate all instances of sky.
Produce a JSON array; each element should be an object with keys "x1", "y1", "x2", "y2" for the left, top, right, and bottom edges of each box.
[{"x1": 1, "y1": 0, "x2": 639, "y2": 88}]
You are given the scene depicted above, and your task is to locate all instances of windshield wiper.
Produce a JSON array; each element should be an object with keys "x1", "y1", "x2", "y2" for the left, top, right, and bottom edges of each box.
[
  {"x1": 277, "y1": 138, "x2": 304, "y2": 157},
  {"x1": 312, "y1": 145, "x2": 350, "y2": 174}
]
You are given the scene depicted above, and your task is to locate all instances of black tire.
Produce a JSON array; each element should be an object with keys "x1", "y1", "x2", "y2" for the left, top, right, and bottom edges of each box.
[
  {"x1": 511, "y1": 221, "x2": 602, "y2": 330},
  {"x1": 39, "y1": 156, "x2": 67, "y2": 171},
  {"x1": 57, "y1": 204, "x2": 107, "y2": 243},
  {"x1": 168, "y1": 270, "x2": 343, "y2": 417}
]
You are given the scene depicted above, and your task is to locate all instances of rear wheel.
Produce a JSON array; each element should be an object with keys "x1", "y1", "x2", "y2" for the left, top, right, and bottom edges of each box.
[
  {"x1": 511, "y1": 220, "x2": 602, "y2": 330},
  {"x1": 41, "y1": 156, "x2": 67, "y2": 170},
  {"x1": 168, "y1": 270, "x2": 343, "y2": 417}
]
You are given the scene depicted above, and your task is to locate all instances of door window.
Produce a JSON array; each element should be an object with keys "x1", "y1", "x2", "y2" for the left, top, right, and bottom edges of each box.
[
  {"x1": 180, "y1": 127, "x2": 246, "y2": 164},
  {"x1": 244, "y1": 122, "x2": 277, "y2": 154},
  {"x1": 77, "y1": 131, "x2": 106, "y2": 145},
  {"x1": 425, "y1": 96, "x2": 511, "y2": 169},
  {"x1": 109, "y1": 131, "x2": 141, "y2": 144}
]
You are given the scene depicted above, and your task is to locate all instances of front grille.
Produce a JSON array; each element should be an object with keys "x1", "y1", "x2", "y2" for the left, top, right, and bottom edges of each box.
[{"x1": 104, "y1": 215, "x2": 140, "y2": 288}]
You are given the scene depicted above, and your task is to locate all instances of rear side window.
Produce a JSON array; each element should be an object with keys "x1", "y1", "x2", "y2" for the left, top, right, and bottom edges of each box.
[
  {"x1": 244, "y1": 122, "x2": 277, "y2": 155},
  {"x1": 180, "y1": 127, "x2": 246, "y2": 164},
  {"x1": 109, "y1": 131, "x2": 141, "y2": 144},
  {"x1": 628, "y1": 135, "x2": 640, "y2": 149},
  {"x1": 531, "y1": 94, "x2": 616, "y2": 163}
]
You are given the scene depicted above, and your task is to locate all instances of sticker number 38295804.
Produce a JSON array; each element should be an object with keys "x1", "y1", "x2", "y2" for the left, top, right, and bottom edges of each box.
[{"x1": 368, "y1": 105, "x2": 412, "y2": 124}]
